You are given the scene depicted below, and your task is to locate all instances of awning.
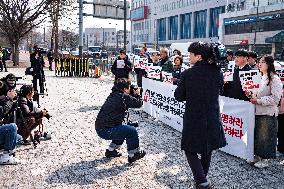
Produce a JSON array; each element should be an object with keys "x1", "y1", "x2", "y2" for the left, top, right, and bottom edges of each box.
[{"x1": 265, "y1": 31, "x2": 284, "y2": 43}]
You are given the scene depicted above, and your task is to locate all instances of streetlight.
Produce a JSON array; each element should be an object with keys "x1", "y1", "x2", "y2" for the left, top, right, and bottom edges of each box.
[{"x1": 154, "y1": 13, "x2": 159, "y2": 51}]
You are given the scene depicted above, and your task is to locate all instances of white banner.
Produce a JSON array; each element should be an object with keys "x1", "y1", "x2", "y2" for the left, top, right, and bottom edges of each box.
[{"x1": 142, "y1": 77, "x2": 255, "y2": 161}]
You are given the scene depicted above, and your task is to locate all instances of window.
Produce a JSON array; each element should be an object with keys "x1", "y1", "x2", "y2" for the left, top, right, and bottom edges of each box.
[
  {"x1": 194, "y1": 9, "x2": 207, "y2": 38},
  {"x1": 168, "y1": 15, "x2": 178, "y2": 40},
  {"x1": 209, "y1": 6, "x2": 225, "y2": 37},
  {"x1": 158, "y1": 18, "x2": 167, "y2": 41},
  {"x1": 180, "y1": 13, "x2": 192, "y2": 39}
]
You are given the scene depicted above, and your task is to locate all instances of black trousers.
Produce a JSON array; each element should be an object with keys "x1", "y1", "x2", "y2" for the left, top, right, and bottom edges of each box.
[
  {"x1": 0, "y1": 60, "x2": 7, "y2": 71},
  {"x1": 278, "y1": 114, "x2": 284, "y2": 153},
  {"x1": 185, "y1": 150, "x2": 212, "y2": 185}
]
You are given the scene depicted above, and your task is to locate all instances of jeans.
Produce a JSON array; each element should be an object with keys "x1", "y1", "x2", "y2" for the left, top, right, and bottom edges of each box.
[
  {"x1": 96, "y1": 125, "x2": 140, "y2": 154},
  {"x1": 185, "y1": 150, "x2": 212, "y2": 186},
  {"x1": 0, "y1": 123, "x2": 17, "y2": 152}
]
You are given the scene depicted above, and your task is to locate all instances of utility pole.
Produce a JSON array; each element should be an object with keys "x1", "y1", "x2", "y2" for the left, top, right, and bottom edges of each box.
[
  {"x1": 253, "y1": 0, "x2": 259, "y2": 51},
  {"x1": 124, "y1": 0, "x2": 127, "y2": 51},
  {"x1": 79, "y1": 0, "x2": 83, "y2": 58}
]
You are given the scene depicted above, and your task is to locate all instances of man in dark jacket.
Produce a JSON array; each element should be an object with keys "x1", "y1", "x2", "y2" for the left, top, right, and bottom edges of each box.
[
  {"x1": 111, "y1": 50, "x2": 132, "y2": 81},
  {"x1": 222, "y1": 49, "x2": 251, "y2": 101},
  {"x1": 95, "y1": 78, "x2": 146, "y2": 163},
  {"x1": 47, "y1": 50, "x2": 53, "y2": 71},
  {"x1": 174, "y1": 42, "x2": 227, "y2": 189}
]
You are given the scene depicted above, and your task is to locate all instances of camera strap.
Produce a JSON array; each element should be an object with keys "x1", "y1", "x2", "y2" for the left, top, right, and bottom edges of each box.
[{"x1": 121, "y1": 93, "x2": 130, "y2": 124}]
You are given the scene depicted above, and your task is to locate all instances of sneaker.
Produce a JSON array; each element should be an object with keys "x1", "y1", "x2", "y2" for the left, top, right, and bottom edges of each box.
[
  {"x1": 254, "y1": 159, "x2": 269, "y2": 168},
  {"x1": 40, "y1": 132, "x2": 52, "y2": 141},
  {"x1": 105, "y1": 149, "x2": 122, "y2": 158},
  {"x1": 0, "y1": 154, "x2": 20, "y2": 165},
  {"x1": 128, "y1": 150, "x2": 146, "y2": 163}
]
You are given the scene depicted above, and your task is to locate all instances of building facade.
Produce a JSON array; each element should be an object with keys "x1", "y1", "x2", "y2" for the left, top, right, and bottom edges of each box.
[
  {"x1": 84, "y1": 28, "x2": 117, "y2": 48},
  {"x1": 130, "y1": 0, "x2": 235, "y2": 48},
  {"x1": 219, "y1": 0, "x2": 284, "y2": 57}
]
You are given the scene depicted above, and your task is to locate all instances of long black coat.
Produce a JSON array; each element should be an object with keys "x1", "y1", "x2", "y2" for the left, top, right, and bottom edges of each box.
[{"x1": 174, "y1": 61, "x2": 227, "y2": 154}]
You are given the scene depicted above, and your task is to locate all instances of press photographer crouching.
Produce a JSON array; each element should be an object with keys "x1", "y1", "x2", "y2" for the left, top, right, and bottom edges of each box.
[
  {"x1": 17, "y1": 85, "x2": 51, "y2": 144},
  {"x1": 95, "y1": 78, "x2": 146, "y2": 163}
]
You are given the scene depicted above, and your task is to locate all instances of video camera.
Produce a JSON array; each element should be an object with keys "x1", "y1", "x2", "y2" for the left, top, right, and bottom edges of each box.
[
  {"x1": 129, "y1": 85, "x2": 143, "y2": 97},
  {"x1": 210, "y1": 42, "x2": 228, "y2": 67},
  {"x1": 34, "y1": 47, "x2": 46, "y2": 56}
]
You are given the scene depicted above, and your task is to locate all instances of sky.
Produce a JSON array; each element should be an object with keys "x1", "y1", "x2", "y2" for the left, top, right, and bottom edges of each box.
[{"x1": 58, "y1": 0, "x2": 131, "y2": 32}]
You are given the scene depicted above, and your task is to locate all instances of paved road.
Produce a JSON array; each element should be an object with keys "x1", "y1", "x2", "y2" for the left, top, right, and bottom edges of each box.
[{"x1": 0, "y1": 68, "x2": 283, "y2": 189}]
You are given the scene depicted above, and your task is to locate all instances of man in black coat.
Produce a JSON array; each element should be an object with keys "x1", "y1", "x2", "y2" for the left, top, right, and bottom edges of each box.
[
  {"x1": 222, "y1": 49, "x2": 251, "y2": 101},
  {"x1": 111, "y1": 50, "x2": 132, "y2": 81},
  {"x1": 95, "y1": 78, "x2": 146, "y2": 163},
  {"x1": 174, "y1": 42, "x2": 227, "y2": 189}
]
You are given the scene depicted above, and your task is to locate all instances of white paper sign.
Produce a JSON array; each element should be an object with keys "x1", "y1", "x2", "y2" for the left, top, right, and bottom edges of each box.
[
  {"x1": 275, "y1": 67, "x2": 284, "y2": 84},
  {"x1": 134, "y1": 58, "x2": 148, "y2": 69},
  {"x1": 117, "y1": 60, "x2": 125, "y2": 68},
  {"x1": 221, "y1": 61, "x2": 235, "y2": 82},
  {"x1": 146, "y1": 64, "x2": 162, "y2": 80},
  {"x1": 239, "y1": 70, "x2": 261, "y2": 94}
]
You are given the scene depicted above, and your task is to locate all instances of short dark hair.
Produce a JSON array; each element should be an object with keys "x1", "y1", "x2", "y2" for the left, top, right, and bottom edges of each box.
[
  {"x1": 114, "y1": 78, "x2": 131, "y2": 91},
  {"x1": 173, "y1": 49, "x2": 181, "y2": 56},
  {"x1": 248, "y1": 51, "x2": 258, "y2": 59},
  {"x1": 19, "y1": 85, "x2": 33, "y2": 97},
  {"x1": 226, "y1": 49, "x2": 234, "y2": 56},
  {"x1": 235, "y1": 49, "x2": 249, "y2": 57},
  {"x1": 119, "y1": 50, "x2": 126, "y2": 55},
  {"x1": 188, "y1": 41, "x2": 213, "y2": 61}
]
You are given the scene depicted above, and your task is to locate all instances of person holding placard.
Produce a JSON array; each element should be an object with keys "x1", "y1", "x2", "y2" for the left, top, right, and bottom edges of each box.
[
  {"x1": 135, "y1": 47, "x2": 149, "y2": 87},
  {"x1": 248, "y1": 51, "x2": 258, "y2": 69},
  {"x1": 172, "y1": 56, "x2": 183, "y2": 85},
  {"x1": 174, "y1": 42, "x2": 226, "y2": 189},
  {"x1": 250, "y1": 56, "x2": 283, "y2": 167},
  {"x1": 111, "y1": 50, "x2": 132, "y2": 81},
  {"x1": 222, "y1": 49, "x2": 251, "y2": 101},
  {"x1": 150, "y1": 52, "x2": 160, "y2": 66}
]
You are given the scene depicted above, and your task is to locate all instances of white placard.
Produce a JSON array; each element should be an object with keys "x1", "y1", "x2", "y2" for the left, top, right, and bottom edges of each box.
[
  {"x1": 275, "y1": 67, "x2": 284, "y2": 84},
  {"x1": 221, "y1": 61, "x2": 235, "y2": 82},
  {"x1": 239, "y1": 70, "x2": 261, "y2": 94},
  {"x1": 117, "y1": 60, "x2": 125, "y2": 68}
]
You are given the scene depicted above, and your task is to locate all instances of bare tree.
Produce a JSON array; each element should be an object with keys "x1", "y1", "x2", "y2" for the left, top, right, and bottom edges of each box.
[
  {"x1": 49, "y1": 0, "x2": 77, "y2": 58},
  {"x1": 0, "y1": 0, "x2": 52, "y2": 65}
]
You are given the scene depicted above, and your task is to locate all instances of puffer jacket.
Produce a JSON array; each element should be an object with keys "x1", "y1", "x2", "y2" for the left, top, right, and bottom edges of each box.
[{"x1": 95, "y1": 89, "x2": 143, "y2": 129}]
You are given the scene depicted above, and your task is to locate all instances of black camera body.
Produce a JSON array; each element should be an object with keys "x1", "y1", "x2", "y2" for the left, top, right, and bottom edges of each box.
[{"x1": 129, "y1": 85, "x2": 143, "y2": 97}]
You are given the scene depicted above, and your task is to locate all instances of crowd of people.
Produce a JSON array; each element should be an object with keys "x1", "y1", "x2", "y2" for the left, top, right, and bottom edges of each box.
[
  {"x1": 106, "y1": 43, "x2": 284, "y2": 188},
  {"x1": 0, "y1": 45, "x2": 52, "y2": 165}
]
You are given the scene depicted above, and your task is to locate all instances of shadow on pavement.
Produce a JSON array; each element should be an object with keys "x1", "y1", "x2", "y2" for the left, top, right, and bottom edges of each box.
[
  {"x1": 46, "y1": 157, "x2": 132, "y2": 186},
  {"x1": 78, "y1": 105, "x2": 101, "y2": 112}
]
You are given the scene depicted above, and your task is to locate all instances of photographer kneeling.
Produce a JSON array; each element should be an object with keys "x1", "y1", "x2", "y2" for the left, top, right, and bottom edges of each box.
[
  {"x1": 17, "y1": 85, "x2": 51, "y2": 144},
  {"x1": 95, "y1": 78, "x2": 146, "y2": 163}
]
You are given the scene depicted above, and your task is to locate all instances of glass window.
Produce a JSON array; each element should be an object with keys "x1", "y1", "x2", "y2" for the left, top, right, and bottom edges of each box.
[
  {"x1": 180, "y1": 13, "x2": 192, "y2": 39},
  {"x1": 209, "y1": 6, "x2": 225, "y2": 37},
  {"x1": 194, "y1": 9, "x2": 207, "y2": 38},
  {"x1": 168, "y1": 15, "x2": 178, "y2": 40}
]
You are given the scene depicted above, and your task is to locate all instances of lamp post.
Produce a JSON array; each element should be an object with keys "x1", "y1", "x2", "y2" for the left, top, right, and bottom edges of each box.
[
  {"x1": 253, "y1": 0, "x2": 259, "y2": 51},
  {"x1": 154, "y1": 13, "x2": 159, "y2": 51}
]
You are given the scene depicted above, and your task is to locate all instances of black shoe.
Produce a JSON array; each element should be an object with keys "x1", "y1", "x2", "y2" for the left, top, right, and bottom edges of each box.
[
  {"x1": 105, "y1": 149, "x2": 122, "y2": 158},
  {"x1": 128, "y1": 150, "x2": 146, "y2": 163},
  {"x1": 196, "y1": 183, "x2": 213, "y2": 189}
]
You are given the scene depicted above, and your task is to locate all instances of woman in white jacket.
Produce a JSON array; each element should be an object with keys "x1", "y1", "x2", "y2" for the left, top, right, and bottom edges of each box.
[{"x1": 250, "y1": 55, "x2": 283, "y2": 160}]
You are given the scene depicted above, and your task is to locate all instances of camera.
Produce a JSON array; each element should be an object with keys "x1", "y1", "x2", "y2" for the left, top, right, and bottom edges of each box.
[
  {"x1": 130, "y1": 85, "x2": 143, "y2": 97},
  {"x1": 127, "y1": 120, "x2": 139, "y2": 127},
  {"x1": 210, "y1": 42, "x2": 227, "y2": 67}
]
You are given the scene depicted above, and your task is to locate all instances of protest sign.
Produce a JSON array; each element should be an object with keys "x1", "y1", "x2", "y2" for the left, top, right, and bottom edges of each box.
[
  {"x1": 239, "y1": 70, "x2": 261, "y2": 94},
  {"x1": 221, "y1": 61, "x2": 235, "y2": 82},
  {"x1": 117, "y1": 60, "x2": 125, "y2": 68}
]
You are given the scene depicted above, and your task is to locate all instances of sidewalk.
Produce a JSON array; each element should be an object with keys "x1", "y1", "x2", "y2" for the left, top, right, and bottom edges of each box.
[{"x1": 0, "y1": 68, "x2": 283, "y2": 189}]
